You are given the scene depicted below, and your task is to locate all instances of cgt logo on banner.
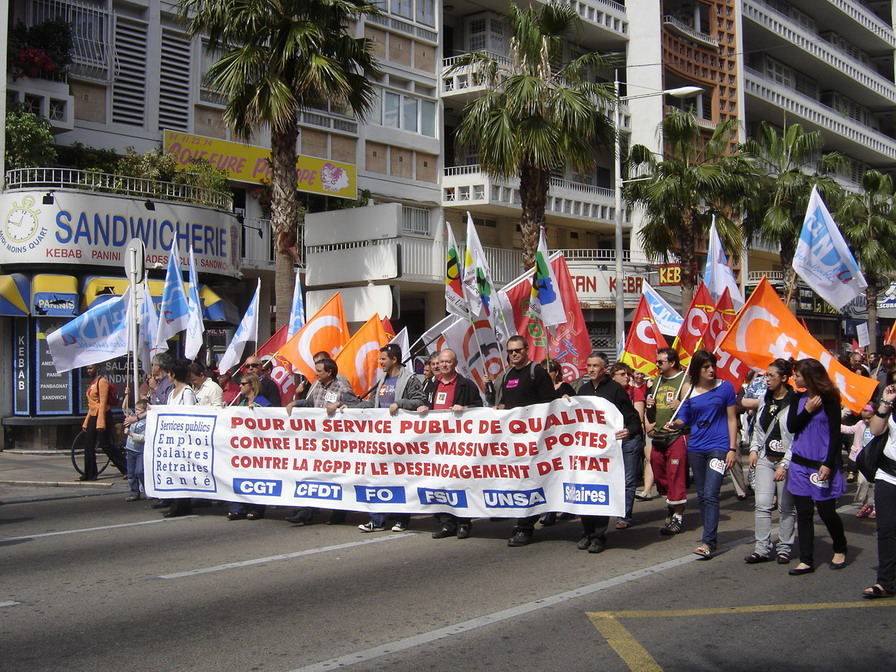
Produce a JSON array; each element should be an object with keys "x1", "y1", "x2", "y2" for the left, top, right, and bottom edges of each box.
[{"x1": 143, "y1": 397, "x2": 625, "y2": 518}]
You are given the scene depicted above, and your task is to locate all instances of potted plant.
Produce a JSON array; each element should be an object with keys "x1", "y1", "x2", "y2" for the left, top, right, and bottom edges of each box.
[{"x1": 7, "y1": 20, "x2": 73, "y2": 80}]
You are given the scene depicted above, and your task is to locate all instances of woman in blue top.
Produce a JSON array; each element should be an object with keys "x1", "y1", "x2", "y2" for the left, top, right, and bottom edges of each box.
[
  {"x1": 665, "y1": 350, "x2": 738, "y2": 559},
  {"x1": 785, "y1": 358, "x2": 847, "y2": 576}
]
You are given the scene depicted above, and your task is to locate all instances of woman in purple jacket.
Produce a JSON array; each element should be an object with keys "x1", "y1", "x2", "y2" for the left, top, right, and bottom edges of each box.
[{"x1": 786, "y1": 359, "x2": 848, "y2": 575}]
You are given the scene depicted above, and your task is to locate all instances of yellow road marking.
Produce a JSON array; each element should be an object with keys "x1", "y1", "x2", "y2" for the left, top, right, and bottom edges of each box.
[
  {"x1": 587, "y1": 614, "x2": 662, "y2": 672},
  {"x1": 587, "y1": 601, "x2": 896, "y2": 670}
]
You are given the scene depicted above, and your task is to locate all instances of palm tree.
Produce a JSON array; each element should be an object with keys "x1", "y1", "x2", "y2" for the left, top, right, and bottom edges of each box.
[
  {"x1": 448, "y1": 1, "x2": 615, "y2": 268},
  {"x1": 624, "y1": 110, "x2": 750, "y2": 307},
  {"x1": 178, "y1": 0, "x2": 380, "y2": 328},
  {"x1": 740, "y1": 122, "x2": 845, "y2": 312},
  {"x1": 838, "y1": 170, "x2": 896, "y2": 348}
]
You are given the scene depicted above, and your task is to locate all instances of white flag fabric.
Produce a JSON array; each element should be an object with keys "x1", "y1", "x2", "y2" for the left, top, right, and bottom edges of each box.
[
  {"x1": 704, "y1": 216, "x2": 744, "y2": 308},
  {"x1": 138, "y1": 283, "x2": 160, "y2": 373},
  {"x1": 286, "y1": 272, "x2": 306, "y2": 341},
  {"x1": 528, "y1": 228, "x2": 566, "y2": 329},
  {"x1": 155, "y1": 248, "x2": 189, "y2": 350},
  {"x1": 389, "y1": 326, "x2": 414, "y2": 375},
  {"x1": 422, "y1": 314, "x2": 462, "y2": 355},
  {"x1": 463, "y1": 212, "x2": 512, "y2": 348},
  {"x1": 48, "y1": 288, "x2": 132, "y2": 373},
  {"x1": 184, "y1": 247, "x2": 204, "y2": 359},
  {"x1": 445, "y1": 224, "x2": 467, "y2": 318},
  {"x1": 218, "y1": 279, "x2": 260, "y2": 374},
  {"x1": 642, "y1": 282, "x2": 684, "y2": 336},
  {"x1": 793, "y1": 186, "x2": 867, "y2": 311}
]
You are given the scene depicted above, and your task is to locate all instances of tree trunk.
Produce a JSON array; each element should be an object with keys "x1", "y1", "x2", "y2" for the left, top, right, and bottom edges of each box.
[
  {"x1": 779, "y1": 239, "x2": 798, "y2": 314},
  {"x1": 518, "y1": 162, "x2": 549, "y2": 269},
  {"x1": 270, "y1": 124, "x2": 300, "y2": 330},
  {"x1": 867, "y1": 283, "x2": 879, "y2": 351},
  {"x1": 678, "y1": 211, "x2": 695, "y2": 309}
]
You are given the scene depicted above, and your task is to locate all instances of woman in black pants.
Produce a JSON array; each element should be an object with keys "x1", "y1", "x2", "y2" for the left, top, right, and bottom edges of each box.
[
  {"x1": 785, "y1": 359, "x2": 847, "y2": 575},
  {"x1": 865, "y1": 383, "x2": 896, "y2": 598}
]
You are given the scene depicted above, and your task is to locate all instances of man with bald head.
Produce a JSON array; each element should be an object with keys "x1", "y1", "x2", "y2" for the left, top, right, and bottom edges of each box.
[{"x1": 418, "y1": 348, "x2": 483, "y2": 538}]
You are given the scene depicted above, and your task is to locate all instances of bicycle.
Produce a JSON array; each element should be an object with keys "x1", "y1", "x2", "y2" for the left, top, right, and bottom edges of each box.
[{"x1": 71, "y1": 430, "x2": 126, "y2": 477}]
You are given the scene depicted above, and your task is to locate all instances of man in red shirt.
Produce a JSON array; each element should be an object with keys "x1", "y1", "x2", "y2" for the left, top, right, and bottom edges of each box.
[{"x1": 417, "y1": 349, "x2": 483, "y2": 538}]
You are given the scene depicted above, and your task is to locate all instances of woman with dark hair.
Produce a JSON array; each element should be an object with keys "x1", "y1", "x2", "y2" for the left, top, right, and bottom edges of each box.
[
  {"x1": 80, "y1": 362, "x2": 128, "y2": 480},
  {"x1": 785, "y1": 358, "x2": 848, "y2": 575},
  {"x1": 542, "y1": 358, "x2": 576, "y2": 397},
  {"x1": 161, "y1": 358, "x2": 198, "y2": 518},
  {"x1": 227, "y1": 372, "x2": 271, "y2": 521},
  {"x1": 665, "y1": 350, "x2": 738, "y2": 558},
  {"x1": 745, "y1": 359, "x2": 796, "y2": 564},
  {"x1": 609, "y1": 362, "x2": 646, "y2": 529},
  {"x1": 865, "y1": 382, "x2": 896, "y2": 598}
]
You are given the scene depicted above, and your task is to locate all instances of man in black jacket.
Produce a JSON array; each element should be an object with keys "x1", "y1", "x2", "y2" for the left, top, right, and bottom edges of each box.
[
  {"x1": 417, "y1": 349, "x2": 483, "y2": 539},
  {"x1": 575, "y1": 351, "x2": 642, "y2": 553}
]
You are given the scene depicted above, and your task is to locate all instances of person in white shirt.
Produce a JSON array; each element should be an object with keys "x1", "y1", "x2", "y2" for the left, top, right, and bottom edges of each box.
[{"x1": 189, "y1": 362, "x2": 224, "y2": 407}]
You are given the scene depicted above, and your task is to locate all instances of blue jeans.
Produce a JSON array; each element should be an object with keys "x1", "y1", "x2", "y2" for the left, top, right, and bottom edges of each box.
[
  {"x1": 126, "y1": 450, "x2": 144, "y2": 496},
  {"x1": 688, "y1": 450, "x2": 728, "y2": 548},
  {"x1": 620, "y1": 435, "x2": 645, "y2": 524}
]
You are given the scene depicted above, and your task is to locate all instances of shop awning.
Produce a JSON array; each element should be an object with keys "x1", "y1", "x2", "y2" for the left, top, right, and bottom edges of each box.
[
  {"x1": 0, "y1": 274, "x2": 30, "y2": 316},
  {"x1": 32, "y1": 274, "x2": 78, "y2": 317},
  {"x1": 82, "y1": 276, "x2": 240, "y2": 324}
]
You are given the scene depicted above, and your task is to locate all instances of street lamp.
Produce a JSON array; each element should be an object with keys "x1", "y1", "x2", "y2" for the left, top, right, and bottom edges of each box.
[{"x1": 613, "y1": 77, "x2": 703, "y2": 348}]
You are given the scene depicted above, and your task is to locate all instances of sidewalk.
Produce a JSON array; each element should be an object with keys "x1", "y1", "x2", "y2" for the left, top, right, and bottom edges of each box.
[{"x1": 0, "y1": 450, "x2": 130, "y2": 505}]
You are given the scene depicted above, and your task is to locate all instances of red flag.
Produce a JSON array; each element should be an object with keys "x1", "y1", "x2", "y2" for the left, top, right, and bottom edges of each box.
[
  {"x1": 502, "y1": 254, "x2": 591, "y2": 382},
  {"x1": 381, "y1": 316, "x2": 396, "y2": 341},
  {"x1": 698, "y1": 289, "x2": 748, "y2": 387},
  {"x1": 253, "y1": 325, "x2": 295, "y2": 402},
  {"x1": 673, "y1": 282, "x2": 716, "y2": 369},
  {"x1": 335, "y1": 316, "x2": 390, "y2": 396},
  {"x1": 278, "y1": 294, "x2": 349, "y2": 380},
  {"x1": 851, "y1": 338, "x2": 863, "y2": 354},
  {"x1": 620, "y1": 295, "x2": 667, "y2": 376}
]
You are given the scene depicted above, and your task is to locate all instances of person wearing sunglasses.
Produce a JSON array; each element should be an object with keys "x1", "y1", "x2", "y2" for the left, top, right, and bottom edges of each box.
[
  {"x1": 243, "y1": 355, "x2": 282, "y2": 406},
  {"x1": 493, "y1": 335, "x2": 557, "y2": 547}
]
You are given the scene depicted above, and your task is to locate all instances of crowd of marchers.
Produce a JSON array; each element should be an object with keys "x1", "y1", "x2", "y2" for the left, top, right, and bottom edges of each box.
[{"x1": 77, "y1": 338, "x2": 896, "y2": 602}]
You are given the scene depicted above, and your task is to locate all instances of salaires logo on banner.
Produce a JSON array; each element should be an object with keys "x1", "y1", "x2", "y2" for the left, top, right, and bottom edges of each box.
[{"x1": 143, "y1": 397, "x2": 625, "y2": 517}]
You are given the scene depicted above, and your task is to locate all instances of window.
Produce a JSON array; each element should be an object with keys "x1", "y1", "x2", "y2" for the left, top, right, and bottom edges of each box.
[
  {"x1": 392, "y1": 0, "x2": 412, "y2": 20},
  {"x1": 416, "y1": 0, "x2": 435, "y2": 27},
  {"x1": 377, "y1": 88, "x2": 436, "y2": 137},
  {"x1": 31, "y1": 0, "x2": 111, "y2": 79}
]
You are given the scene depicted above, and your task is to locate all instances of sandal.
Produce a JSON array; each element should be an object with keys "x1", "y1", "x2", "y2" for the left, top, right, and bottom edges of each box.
[
  {"x1": 776, "y1": 553, "x2": 791, "y2": 565},
  {"x1": 615, "y1": 520, "x2": 631, "y2": 530},
  {"x1": 693, "y1": 545, "x2": 715, "y2": 559},
  {"x1": 744, "y1": 552, "x2": 772, "y2": 564},
  {"x1": 246, "y1": 512, "x2": 263, "y2": 520},
  {"x1": 863, "y1": 584, "x2": 895, "y2": 599}
]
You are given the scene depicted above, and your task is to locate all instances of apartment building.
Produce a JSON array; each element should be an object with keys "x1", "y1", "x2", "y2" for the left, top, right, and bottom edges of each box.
[{"x1": 2, "y1": 0, "x2": 894, "y2": 447}]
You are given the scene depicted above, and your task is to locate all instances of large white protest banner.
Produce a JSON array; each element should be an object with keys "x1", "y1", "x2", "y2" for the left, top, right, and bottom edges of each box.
[{"x1": 144, "y1": 397, "x2": 625, "y2": 518}]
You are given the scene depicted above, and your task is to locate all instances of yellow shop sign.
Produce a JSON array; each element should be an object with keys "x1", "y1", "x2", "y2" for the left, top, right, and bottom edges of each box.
[{"x1": 163, "y1": 130, "x2": 357, "y2": 199}]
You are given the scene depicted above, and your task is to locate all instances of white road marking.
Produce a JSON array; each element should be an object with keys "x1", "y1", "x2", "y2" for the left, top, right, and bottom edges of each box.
[
  {"x1": 287, "y1": 534, "x2": 755, "y2": 672},
  {"x1": 0, "y1": 601, "x2": 21, "y2": 608},
  {"x1": 0, "y1": 517, "x2": 194, "y2": 543},
  {"x1": 159, "y1": 533, "x2": 416, "y2": 579}
]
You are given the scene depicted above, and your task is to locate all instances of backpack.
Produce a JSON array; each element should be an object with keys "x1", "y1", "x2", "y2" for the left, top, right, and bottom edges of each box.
[
  {"x1": 856, "y1": 432, "x2": 896, "y2": 483},
  {"x1": 103, "y1": 378, "x2": 119, "y2": 408}
]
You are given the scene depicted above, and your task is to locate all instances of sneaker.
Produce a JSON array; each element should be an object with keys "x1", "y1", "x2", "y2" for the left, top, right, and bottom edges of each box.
[
  {"x1": 456, "y1": 524, "x2": 472, "y2": 539},
  {"x1": 660, "y1": 515, "x2": 683, "y2": 536},
  {"x1": 508, "y1": 531, "x2": 533, "y2": 547},
  {"x1": 391, "y1": 522, "x2": 408, "y2": 532},
  {"x1": 432, "y1": 527, "x2": 454, "y2": 539},
  {"x1": 358, "y1": 522, "x2": 386, "y2": 532}
]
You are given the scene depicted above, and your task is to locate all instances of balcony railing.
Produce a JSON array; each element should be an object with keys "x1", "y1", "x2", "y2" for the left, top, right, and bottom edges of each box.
[
  {"x1": 744, "y1": 0, "x2": 896, "y2": 103},
  {"x1": 563, "y1": 0, "x2": 628, "y2": 37},
  {"x1": 662, "y1": 15, "x2": 718, "y2": 48},
  {"x1": 743, "y1": 68, "x2": 896, "y2": 161},
  {"x1": 240, "y1": 217, "x2": 277, "y2": 270},
  {"x1": 826, "y1": 0, "x2": 896, "y2": 49},
  {"x1": 4, "y1": 167, "x2": 234, "y2": 210},
  {"x1": 748, "y1": 270, "x2": 784, "y2": 284}
]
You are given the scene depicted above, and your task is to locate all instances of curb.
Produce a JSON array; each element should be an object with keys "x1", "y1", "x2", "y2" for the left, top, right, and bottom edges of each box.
[{"x1": 0, "y1": 480, "x2": 114, "y2": 489}]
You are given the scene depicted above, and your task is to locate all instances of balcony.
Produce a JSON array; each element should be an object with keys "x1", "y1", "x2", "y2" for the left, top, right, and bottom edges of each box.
[
  {"x1": 563, "y1": 0, "x2": 628, "y2": 44},
  {"x1": 744, "y1": 0, "x2": 896, "y2": 107},
  {"x1": 747, "y1": 270, "x2": 784, "y2": 285},
  {"x1": 662, "y1": 15, "x2": 718, "y2": 49},
  {"x1": 441, "y1": 51, "x2": 512, "y2": 102},
  {"x1": 6, "y1": 76, "x2": 75, "y2": 132},
  {"x1": 5, "y1": 167, "x2": 233, "y2": 210},
  {"x1": 442, "y1": 164, "x2": 621, "y2": 227},
  {"x1": 239, "y1": 217, "x2": 277, "y2": 271},
  {"x1": 825, "y1": 0, "x2": 896, "y2": 50},
  {"x1": 744, "y1": 68, "x2": 896, "y2": 164}
]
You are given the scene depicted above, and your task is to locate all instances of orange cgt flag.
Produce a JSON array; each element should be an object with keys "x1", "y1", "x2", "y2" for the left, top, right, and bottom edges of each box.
[
  {"x1": 335, "y1": 315, "x2": 390, "y2": 397},
  {"x1": 621, "y1": 294, "x2": 668, "y2": 377},
  {"x1": 278, "y1": 293, "x2": 349, "y2": 380},
  {"x1": 718, "y1": 277, "x2": 878, "y2": 413},
  {"x1": 673, "y1": 282, "x2": 716, "y2": 369}
]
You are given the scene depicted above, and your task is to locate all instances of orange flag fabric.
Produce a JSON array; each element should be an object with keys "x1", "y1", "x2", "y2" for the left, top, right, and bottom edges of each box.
[
  {"x1": 620, "y1": 294, "x2": 668, "y2": 377},
  {"x1": 718, "y1": 277, "x2": 878, "y2": 413},
  {"x1": 673, "y1": 282, "x2": 716, "y2": 369},
  {"x1": 277, "y1": 293, "x2": 349, "y2": 380},
  {"x1": 335, "y1": 315, "x2": 390, "y2": 396}
]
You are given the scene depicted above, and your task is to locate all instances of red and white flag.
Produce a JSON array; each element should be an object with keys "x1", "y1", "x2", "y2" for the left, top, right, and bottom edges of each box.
[{"x1": 620, "y1": 294, "x2": 668, "y2": 377}]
